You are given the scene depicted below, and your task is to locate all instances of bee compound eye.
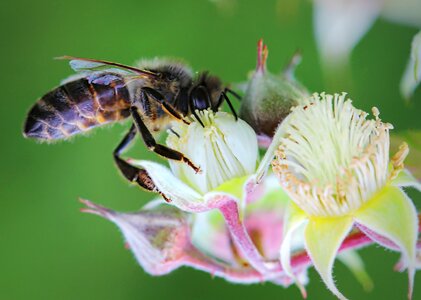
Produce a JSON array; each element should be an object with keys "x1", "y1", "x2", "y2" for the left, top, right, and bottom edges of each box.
[{"x1": 191, "y1": 87, "x2": 210, "y2": 111}]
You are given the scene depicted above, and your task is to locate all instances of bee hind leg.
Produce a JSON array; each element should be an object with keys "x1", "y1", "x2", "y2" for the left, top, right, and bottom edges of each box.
[
  {"x1": 129, "y1": 106, "x2": 201, "y2": 173},
  {"x1": 113, "y1": 124, "x2": 171, "y2": 202}
]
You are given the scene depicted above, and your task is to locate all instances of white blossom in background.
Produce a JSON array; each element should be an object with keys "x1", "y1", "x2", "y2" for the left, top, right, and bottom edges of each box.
[
  {"x1": 313, "y1": 0, "x2": 421, "y2": 66},
  {"x1": 313, "y1": 0, "x2": 421, "y2": 99},
  {"x1": 401, "y1": 31, "x2": 421, "y2": 99},
  {"x1": 313, "y1": 0, "x2": 382, "y2": 69}
]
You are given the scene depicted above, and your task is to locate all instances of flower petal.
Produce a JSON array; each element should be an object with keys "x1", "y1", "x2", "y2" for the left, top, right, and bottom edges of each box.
[
  {"x1": 280, "y1": 201, "x2": 308, "y2": 297},
  {"x1": 214, "y1": 114, "x2": 259, "y2": 175},
  {"x1": 212, "y1": 175, "x2": 254, "y2": 220},
  {"x1": 80, "y1": 198, "x2": 287, "y2": 285},
  {"x1": 203, "y1": 192, "x2": 270, "y2": 275},
  {"x1": 337, "y1": 250, "x2": 373, "y2": 292},
  {"x1": 191, "y1": 209, "x2": 234, "y2": 263},
  {"x1": 304, "y1": 216, "x2": 354, "y2": 300},
  {"x1": 392, "y1": 168, "x2": 421, "y2": 192},
  {"x1": 128, "y1": 160, "x2": 205, "y2": 212},
  {"x1": 80, "y1": 199, "x2": 189, "y2": 275},
  {"x1": 167, "y1": 121, "x2": 209, "y2": 193},
  {"x1": 213, "y1": 175, "x2": 248, "y2": 202},
  {"x1": 354, "y1": 185, "x2": 418, "y2": 298}
]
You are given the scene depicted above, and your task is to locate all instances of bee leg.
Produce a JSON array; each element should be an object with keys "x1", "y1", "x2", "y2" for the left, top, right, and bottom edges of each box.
[
  {"x1": 129, "y1": 106, "x2": 201, "y2": 173},
  {"x1": 225, "y1": 88, "x2": 242, "y2": 101},
  {"x1": 113, "y1": 124, "x2": 171, "y2": 202},
  {"x1": 141, "y1": 87, "x2": 190, "y2": 125},
  {"x1": 218, "y1": 90, "x2": 238, "y2": 121}
]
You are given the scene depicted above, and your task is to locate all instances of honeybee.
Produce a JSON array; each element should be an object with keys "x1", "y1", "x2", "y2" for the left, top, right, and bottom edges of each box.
[{"x1": 23, "y1": 56, "x2": 240, "y2": 199}]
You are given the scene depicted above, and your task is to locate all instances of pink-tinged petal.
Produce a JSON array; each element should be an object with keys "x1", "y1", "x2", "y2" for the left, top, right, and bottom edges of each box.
[
  {"x1": 106, "y1": 160, "x2": 273, "y2": 275},
  {"x1": 80, "y1": 198, "x2": 305, "y2": 286},
  {"x1": 192, "y1": 179, "x2": 286, "y2": 265},
  {"x1": 395, "y1": 246, "x2": 421, "y2": 273},
  {"x1": 337, "y1": 250, "x2": 374, "y2": 292},
  {"x1": 81, "y1": 198, "x2": 421, "y2": 289},
  {"x1": 356, "y1": 223, "x2": 400, "y2": 251},
  {"x1": 204, "y1": 193, "x2": 270, "y2": 275},
  {"x1": 304, "y1": 216, "x2": 354, "y2": 300},
  {"x1": 257, "y1": 134, "x2": 273, "y2": 149},
  {"x1": 243, "y1": 176, "x2": 266, "y2": 204},
  {"x1": 191, "y1": 209, "x2": 235, "y2": 263},
  {"x1": 280, "y1": 201, "x2": 308, "y2": 297},
  {"x1": 245, "y1": 211, "x2": 284, "y2": 260},
  {"x1": 80, "y1": 198, "x2": 189, "y2": 275},
  {"x1": 354, "y1": 185, "x2": 418, "y2": 299}
]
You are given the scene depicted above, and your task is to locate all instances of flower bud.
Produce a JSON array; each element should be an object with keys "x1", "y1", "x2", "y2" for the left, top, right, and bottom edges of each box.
[{"x1": 239, "y1": 39, "x2": 309, "y2": 138}]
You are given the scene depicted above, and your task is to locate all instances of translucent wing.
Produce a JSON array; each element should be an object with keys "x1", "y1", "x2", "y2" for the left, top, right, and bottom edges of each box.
[{"x1": 56, "y1": 56, "x2": 159, "y2": 78}]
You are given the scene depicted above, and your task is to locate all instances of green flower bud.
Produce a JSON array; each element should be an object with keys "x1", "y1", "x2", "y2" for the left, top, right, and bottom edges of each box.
[{"x1": 239, "y1": 39, "x2": 309, "y2": 138}]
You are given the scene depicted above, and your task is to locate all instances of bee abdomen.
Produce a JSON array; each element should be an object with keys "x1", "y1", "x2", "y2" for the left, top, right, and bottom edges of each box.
[{"x1": 24, "y1": 74, "x2": 131, "y2": 141}]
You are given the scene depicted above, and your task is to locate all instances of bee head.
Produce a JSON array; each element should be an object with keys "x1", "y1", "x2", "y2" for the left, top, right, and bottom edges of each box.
[{"x1": 189, "y1": 72, "x2": 224, "y2": 113}]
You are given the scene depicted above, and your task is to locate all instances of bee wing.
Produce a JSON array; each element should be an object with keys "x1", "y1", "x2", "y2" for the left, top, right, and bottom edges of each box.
[
  {"x1": 56, "y1": 56, "x2": 159, "y2": 78},
  {"x1": 59, "y1": 72, "x2": 126, "y2": 86}
]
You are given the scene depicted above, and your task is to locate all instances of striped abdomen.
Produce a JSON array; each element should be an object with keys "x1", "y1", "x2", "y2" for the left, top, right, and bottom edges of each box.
[{"x1": 24, "y1": 73, "x2": 131, "y2": 140}]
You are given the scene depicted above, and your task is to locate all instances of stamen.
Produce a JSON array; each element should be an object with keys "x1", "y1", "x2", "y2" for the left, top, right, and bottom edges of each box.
[
  {"x1": 167, "y1": 109, "x2": 258, "y2": 194},
  {"x1": 273, "y1": 93, "x2": 397, "y2": 217}
]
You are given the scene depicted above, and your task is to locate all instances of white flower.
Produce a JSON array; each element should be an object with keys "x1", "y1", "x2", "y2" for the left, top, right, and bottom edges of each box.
[
  {"x1": 267, "y1": 93, "x2": 419, "y2": 299},
  {"x1": 167, "y1": 109, "x2": 258, "y2": 194},
  {"x1": 313, "y1": 0, "x2": 421, "y2": 69},
  {"x1": 127, "y1": 110, "x2": 272, "y2": 274},
  {"x1": 273, "y1": 94, "x2": 393, "y2": 217},
  {"x1": 401, "y1": 30, "x2": 421, "y2": 100}
]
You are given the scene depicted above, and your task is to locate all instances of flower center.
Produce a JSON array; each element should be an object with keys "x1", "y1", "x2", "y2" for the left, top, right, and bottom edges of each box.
[
  {"x1": 167, "y1": 110, "x2": 258, "y2": 194},
  {"x1": 272, "y1": 93, "x2": 395, "y2": 217}
]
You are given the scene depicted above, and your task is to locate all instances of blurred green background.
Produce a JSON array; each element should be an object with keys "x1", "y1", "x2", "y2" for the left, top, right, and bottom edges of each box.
[{"x1": 1, "y1": 0, "x2": 421, "y2": 299}]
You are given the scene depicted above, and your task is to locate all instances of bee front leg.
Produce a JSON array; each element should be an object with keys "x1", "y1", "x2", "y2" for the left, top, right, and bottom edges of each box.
[
  {"x1": 113, "y1": 124, "x2": 171, "y2": 202},
  {"x1": 129, "y1": 106, "x2": 201, "y2": 173},
  {"x1": 216, "y1": 89, "x2": 238, "y2": 120}
]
